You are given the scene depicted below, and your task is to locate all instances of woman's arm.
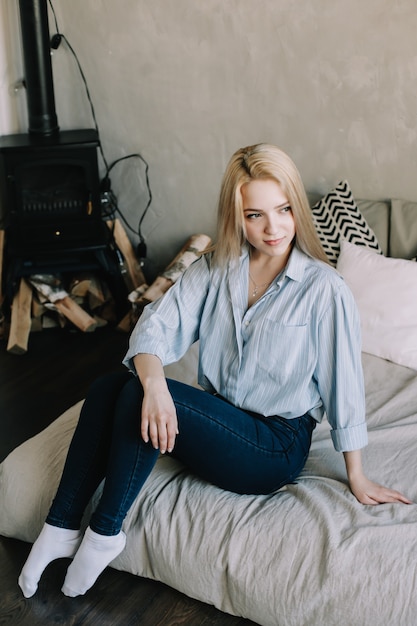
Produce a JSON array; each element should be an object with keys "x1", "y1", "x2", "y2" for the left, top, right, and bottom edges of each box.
[
  {"x1": 343, "y1": 449, "x2": 412, "y2": 505},
  {"x1": 133, "y1": 353, "x2": 179, "y2": 455},
  {"x1": 124, "y1": 254, "x2": 210, "y2": 375}
]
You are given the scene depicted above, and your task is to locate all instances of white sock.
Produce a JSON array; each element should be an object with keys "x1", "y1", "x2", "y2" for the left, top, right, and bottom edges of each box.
[
  {"x1": 61, "y1": 526, "x2": 126, "y2": 597},
  {"x1": 18, "y1": 523, "x2": 82, "y2": 598}
]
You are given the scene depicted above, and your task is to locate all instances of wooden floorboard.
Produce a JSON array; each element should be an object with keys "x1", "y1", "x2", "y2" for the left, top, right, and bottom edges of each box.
[{"x1": 0, "y1": 326, "x2": 258, "y2": 625}]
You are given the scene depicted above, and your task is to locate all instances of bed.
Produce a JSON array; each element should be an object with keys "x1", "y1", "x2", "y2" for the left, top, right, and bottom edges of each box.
[{"x1": 1, "y1": 183, "x2": 417, "y2": 626}]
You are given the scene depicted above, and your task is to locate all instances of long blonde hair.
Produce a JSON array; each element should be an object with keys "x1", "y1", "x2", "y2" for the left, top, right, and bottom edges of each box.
[{"x1": 212, "y1": 144, "x2": 329, "y2": 267}]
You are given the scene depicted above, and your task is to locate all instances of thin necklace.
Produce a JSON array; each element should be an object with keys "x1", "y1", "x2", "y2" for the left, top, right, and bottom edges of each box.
[{"x1": 248, "y1": 272, "x2": 271, "y2": 298}]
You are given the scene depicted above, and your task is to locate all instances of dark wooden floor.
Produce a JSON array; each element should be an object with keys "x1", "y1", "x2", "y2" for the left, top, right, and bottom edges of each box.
[{"x1": 0, "y1": 326, "x2": 258, "y2": 626}]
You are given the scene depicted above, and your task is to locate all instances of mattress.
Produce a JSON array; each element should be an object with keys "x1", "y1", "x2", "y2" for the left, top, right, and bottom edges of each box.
[{"x1": 1, "y1": 348, "x2": 416, "y2": 626}]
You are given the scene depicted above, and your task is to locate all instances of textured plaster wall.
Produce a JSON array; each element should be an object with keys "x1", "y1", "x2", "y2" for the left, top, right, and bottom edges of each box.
[{"x1": 1, "y1": 0, "x2": 417, "y2": 269}]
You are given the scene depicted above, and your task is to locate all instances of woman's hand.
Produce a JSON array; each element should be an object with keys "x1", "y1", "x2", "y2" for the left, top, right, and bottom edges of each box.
[
  {"x1": 348, "y1": 473, "x2": 412, "y2": 505},
  {"x1": 140, "y1": 383, "x2": 178, "y2": 454},
  {"x1": 343, "y1": 450, "x2": 412, "y2": 505},
  {"x1": 133, "y1": 353, "x2": 179, "y2": 454}
]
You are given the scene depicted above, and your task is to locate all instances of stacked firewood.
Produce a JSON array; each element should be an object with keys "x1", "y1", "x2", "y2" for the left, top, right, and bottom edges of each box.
[
  {"x1": 0, "y1": 222, "x2": 211, "y2": 354},
  {"x1": 2, "y1": 218, "x2": 144, "y2": 354},
  {"x1": 4, "y1": 272, "x2": 118, "y2": 355},
  {"x1": 117, "y1": 233, "x2": 212, "y2": 332}
]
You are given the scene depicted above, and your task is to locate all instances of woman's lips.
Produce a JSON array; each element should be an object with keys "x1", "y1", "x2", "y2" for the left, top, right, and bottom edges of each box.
[{"x1": 264, "y1": 237, "x2": 284, "y2": 246}]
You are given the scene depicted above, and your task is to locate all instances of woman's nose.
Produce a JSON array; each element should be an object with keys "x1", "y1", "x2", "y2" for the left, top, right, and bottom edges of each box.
[{"x1": 265, "y1": 215, "x2": 280, "y2": 234}]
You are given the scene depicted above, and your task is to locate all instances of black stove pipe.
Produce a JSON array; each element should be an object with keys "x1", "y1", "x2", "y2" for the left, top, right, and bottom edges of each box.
[{"x1": 18, "y1": 0, "x2": 59, "y2": 137}]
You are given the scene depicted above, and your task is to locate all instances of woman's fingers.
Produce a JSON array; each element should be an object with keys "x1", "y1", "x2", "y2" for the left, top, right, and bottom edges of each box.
[
  {"x1": 141, "y1": 402, "x2": 178, "y2": 454},
  {"x1": 352, "y1": 480, "x2": 413, "y2": 505}
]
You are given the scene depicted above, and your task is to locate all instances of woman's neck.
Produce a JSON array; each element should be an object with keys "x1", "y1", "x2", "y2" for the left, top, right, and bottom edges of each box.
[{"x1": 247, "y1": 248, "x2": 290, "y2": 307}]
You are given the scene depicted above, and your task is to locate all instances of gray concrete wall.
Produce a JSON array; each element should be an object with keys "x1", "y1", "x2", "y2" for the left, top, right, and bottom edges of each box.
[{"x1": 1, "y1": 0, "x2": 417, "y2": 269}]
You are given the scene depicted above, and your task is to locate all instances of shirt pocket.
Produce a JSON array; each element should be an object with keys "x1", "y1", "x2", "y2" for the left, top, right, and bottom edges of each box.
[{"x1": 257, "y1": 319, "x2": 311, "y2": 380}]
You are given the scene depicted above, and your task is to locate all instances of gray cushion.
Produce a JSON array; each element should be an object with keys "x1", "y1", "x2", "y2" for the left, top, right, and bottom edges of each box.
[
  {"x1": 356, "y1": 199, "x2": 390, "y2": 256},
  {"x1": 390, "y1": 199, "x2": 417, "y2": 260}
]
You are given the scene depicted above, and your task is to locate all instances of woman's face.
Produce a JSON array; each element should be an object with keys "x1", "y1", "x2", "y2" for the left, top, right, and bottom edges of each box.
[{"x1": 241, "y1": 178, "x2": 295, "y2": 261}]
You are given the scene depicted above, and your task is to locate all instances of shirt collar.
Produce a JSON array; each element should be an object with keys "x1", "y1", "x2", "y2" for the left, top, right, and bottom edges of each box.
[
  {"x1": 284, "y1": 245, "x2": 310, "y2": 283},
  {"x1": 239, "y1": 243, "x2": 310, "y2": 285}
]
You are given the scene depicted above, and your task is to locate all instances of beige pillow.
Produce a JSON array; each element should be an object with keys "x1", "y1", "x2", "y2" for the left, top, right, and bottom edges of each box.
[{"x1": 337, "y1": 240, "x2": 417, "y2": 370}]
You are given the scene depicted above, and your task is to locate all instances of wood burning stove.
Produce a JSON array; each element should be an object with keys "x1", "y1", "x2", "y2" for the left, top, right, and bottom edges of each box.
[{"x1": 0, "y1": 0, "x2": 128, "y2": 314}]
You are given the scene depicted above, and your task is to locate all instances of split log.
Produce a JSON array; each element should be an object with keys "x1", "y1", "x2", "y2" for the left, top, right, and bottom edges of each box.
[
  {"x1": 28, "y1": 274, "x2": 97, "y2": 333},
  {"x1": 70, "y1": 274, "x2": 107, "y2": 310},
  {"x1": 69, "y1": 275, "x2": 91, "y2": 299},
  {"x1": 52, "y1": 299, "x2": 97, "y2": 332},
  {"x1": 42, "y1": 305, "x2": 65, "y2": 328},
  {"x1": 87, "y1": 276, "x2": 110, "y2": 311},
  {"x1": 136, "y1": 233, "x2": 211, "y2": 305},
  {"x1": 30, "y1": 293, "x2": 48, "y2": 332},
  {"x1": 31, "y1": 295, "x2": 47, "y2": 320},
  {"x1": 118, "y1": 233, "x2": 211, "y2": 331},
  {"x1": 69, "y1": 274, "x2": 115, "y2": 325},
  {"x1": 7, "y1": 278, "x2": 33, "y2": 354},
  {"x1": 106, "y1": 219, "x2": 147, "y2": 291}
]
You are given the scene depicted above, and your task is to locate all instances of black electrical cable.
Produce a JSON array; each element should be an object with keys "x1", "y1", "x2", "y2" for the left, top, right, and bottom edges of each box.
[
  {"x1": 48, "y1": 0, "x2": 109, "y2": 171},
  {"x1": 47, "y1": 0, "x2": 152, "y2": 251},
  {"x1": 47, "y1": 0, "x2": 59, "y2": 32},
  {"x1": 48, "y1": 0, "x2": 59, "y2": 31},
  {"x1": 104, "y1": 154, "x2": 153, "y2": 248},
  {"x1": 60, "y1": 34, "x2": 110, "y2": 172}
]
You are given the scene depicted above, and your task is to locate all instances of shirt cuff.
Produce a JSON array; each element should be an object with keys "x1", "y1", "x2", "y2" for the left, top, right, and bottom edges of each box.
[
  {"x1": 330, "y1": 422, "x2": 368, "y2": 452},
  {"x1": 122, "y1": 338, "x2": 167, "y2": 375}
]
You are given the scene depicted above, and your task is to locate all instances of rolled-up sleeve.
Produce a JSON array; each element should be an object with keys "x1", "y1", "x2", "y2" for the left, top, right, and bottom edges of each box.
[{"x1": 314, "y1": 284, "x2": 368, "y2": 452}]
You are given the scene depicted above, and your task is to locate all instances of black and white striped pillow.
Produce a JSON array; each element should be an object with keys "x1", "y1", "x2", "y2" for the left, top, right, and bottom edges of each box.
[{"x1": 311, "y1": 180, "x2": 382, "y2": 266}]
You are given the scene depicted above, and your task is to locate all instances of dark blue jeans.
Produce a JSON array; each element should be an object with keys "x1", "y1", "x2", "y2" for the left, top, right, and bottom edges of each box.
[{"x1": 47, "y1": 371, "x2": 315, "y2": 535}]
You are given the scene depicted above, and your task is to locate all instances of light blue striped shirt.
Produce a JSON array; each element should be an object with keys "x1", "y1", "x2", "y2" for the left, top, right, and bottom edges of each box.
[{"x1": 124, "y1": 245, "x2": 368, "y2": 452}]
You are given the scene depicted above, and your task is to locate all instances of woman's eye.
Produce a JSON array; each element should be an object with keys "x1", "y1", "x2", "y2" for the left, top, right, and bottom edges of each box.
[
  {"x1": 246, "y1": 212, "x2": 261, "y2": 219},
  {"x1": 280, "y1": 205, "x2": 292, "y2": 213}
]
